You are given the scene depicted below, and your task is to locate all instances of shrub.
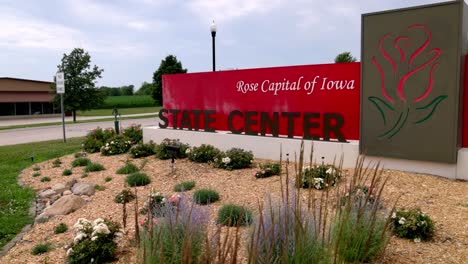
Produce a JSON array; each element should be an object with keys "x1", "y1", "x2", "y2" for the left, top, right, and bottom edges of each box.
[
  {"x1": 301, "y1": 164, "x2": 341, "y2": 190},
  {"x1": 62, "y1": 169, "x2": 73, "y2": 176},
  {"x1": 74, "y1": 152, "x2": 86, "y2": 158},
  {"x1": 122, "y1": 124, "x2": 143, "y2": 144},
  {"x1": 52, "y1": 159, "x2": 62, "y2": 168},
  {"x1": 154, "y1": 138, "x2": 190, "y2": 160},
  {"x1": 217, "y1": 204, "x2": 253, "y2": 226},
  {"x1": 85, "y1": 163, "x2": 105, "y2": 172},
  {"x1": 193, "y1": 189, "x2": 220, "y2": 205},
  {"x1": 67, "y1": 218, "x2": 121, "y2": 264},
  {"x1": 126, "y1": 172, "x2": 151, "y2": 187},
  {"x1": 33, "y1": 166, "x2": 41, "y2": 171},
  {"x1": 95, "y1": 185, "x2": 105, "y2": 191},
  {"x1": 82, "y1": 127, "x2": 116, "y2": 153},
  {"x1": 255, "y1": 162, "x2": 280, "y2": 178},
  {"x1": 40, "y1": 177, "x2": 51, "y2": 182},
  {"x1": 129, "y1": 141, "x2": 156, "y2": 158},
  {"x1": 173, "y1": 181, "x2": 196, "y2": 192},
  {"x1": 32, "y1": 172, "x2": 41, "y2": 177},
  {"x1": 392, "y1": 208, "x2": 435, "y2": 242},
  {"x1": 100, "y1": 134, "x2": 133, "y2": 156},
  {"x1": 116, "y1": 162, "x2": 139, "y2": 174},
  {"x1": 54, "y1": 223, "x2": 68, "y2": 234},
  {"x1": 31, "y1": 243, "x2": 51, "y2": 255},
  {"x1": 105, "y1": 176, "x2": 112, "y2": 182},
  {"x1": 187, "y1": 144, "x2": 221, "y2": 163},
  {"x1": 139, "y1": 196, "x2": 209, "y2": 263},
  {"x1": 81, "y1": 173, "x2": 89, "y2": 178},
  {"x1": 72, "y1": 157, "x2": 91, "y2": 167},
  {"x1": 212, "y1": 148, "x2": 254, "y2": 170},
  {"x1": 332, "y1": 209, "x2": 390, "y2": 263}
]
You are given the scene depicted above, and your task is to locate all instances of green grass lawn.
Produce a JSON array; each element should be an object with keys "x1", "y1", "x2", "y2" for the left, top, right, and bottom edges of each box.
[
  {"x1": 78, "y1": 106, "x2": 160, "y2": 116},
  {"x1": 98, "y1": 95, "x2": 156, "y2": 109},
  {"x1": 0, "y1": 138, "x2": 83, "y2": 250}
]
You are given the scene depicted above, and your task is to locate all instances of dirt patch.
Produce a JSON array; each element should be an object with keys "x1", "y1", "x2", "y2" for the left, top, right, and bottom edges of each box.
[{"x1": 1, "y1": 153, "x2": 467, "y2": 263}]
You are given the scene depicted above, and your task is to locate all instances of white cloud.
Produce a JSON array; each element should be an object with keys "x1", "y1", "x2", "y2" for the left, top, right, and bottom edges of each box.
[
  {"x1": 0, "y1": 13, "x2": 86, "y2": 50},
  {"x1": 127, "y1": 21, "x2": 150, "y2": 30},
  {"x1": 188, "y1": 0, "x2": 282, "y2": 23}
]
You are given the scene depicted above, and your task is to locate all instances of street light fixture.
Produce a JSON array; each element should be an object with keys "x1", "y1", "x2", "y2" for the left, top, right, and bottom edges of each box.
[{"x1": 210, "y1": 20, "x2": 217, "y2": 72}]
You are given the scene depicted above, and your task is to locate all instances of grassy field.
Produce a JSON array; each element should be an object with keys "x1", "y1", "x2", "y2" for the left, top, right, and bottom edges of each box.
[
  {"x1": 98, "y1": 95, "x2": 156, "y2": 109},
  {"x1": 78, "y1": 106, "x2": 160, "y2": 116},
  {"x1": 0, "y1": 138, "x2": 83, "y2": 250}
]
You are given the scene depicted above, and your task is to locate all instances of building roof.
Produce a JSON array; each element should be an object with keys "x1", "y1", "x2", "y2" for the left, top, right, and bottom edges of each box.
[
  {"x1": 0, "y1": 77, "x2": 52, "y2": 92},
  {"x1": 0, "y1": 77, "x2": 51, "y2": 84}
]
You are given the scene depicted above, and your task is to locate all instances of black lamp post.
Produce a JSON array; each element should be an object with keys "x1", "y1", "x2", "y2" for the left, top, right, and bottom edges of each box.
[{"x1": 210, "y1": 20, "x2": 217, "y2": 72}]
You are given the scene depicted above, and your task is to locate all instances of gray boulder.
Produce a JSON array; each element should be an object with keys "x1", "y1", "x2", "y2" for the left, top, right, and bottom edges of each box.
[
  {"x1": 52, "y1": 183, "x2": 68, "y2": 194},
  {"x1": 40, "y1": 195, "x2": 85, "y2": 217},
  {"x1": 71, "y1": 182, "x2": 96, "y2": 196}
]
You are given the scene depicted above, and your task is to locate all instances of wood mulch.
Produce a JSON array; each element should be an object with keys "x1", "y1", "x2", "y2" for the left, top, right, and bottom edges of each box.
[{"x1": 1, "y1": 152, "x2": 467, "y2": 264}]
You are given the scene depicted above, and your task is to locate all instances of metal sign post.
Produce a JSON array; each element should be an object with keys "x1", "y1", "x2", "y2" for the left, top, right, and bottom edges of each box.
[{"x1": 56, "y1": 72, "x2": 66, "y2": 143}]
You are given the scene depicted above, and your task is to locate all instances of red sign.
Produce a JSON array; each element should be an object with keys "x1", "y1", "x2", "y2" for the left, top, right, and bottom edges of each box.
[
  {"x1": 463, "y1": 56, "x2": 468, "y2": 148},
  {"x1": 161, "y1": 63, "x2": 360, "y2": 141}
]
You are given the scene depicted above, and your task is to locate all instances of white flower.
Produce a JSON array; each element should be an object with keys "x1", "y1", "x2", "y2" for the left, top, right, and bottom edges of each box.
[
  {"x1": 111, "y1": 141, "x2": 114, "y2": 144},
  {"x1": 398, "y1": 217, "x2": 406, "y2": 225},
  {"x1": 91, "y1": 236, "x2": 98, "y2": 241},
  {"x1": 106, "y1": 143, "x2": 109, "y2": 146},
  {"x1": 414, "y1": 238, "x2": 421, "y2": 243},
  {"x1": 326, "y1": 167, "x2": 334, "y2": 174},
  {"x1": 91, "y1": 258, "x2": 94, "y2": 263},
  {"x1": 92, "y1": 223, "x2": 111, "y2": 236},
  {"x1": 66, "y1": 248, "x2": 73, "y2": 256},
  {"x1": 250, "y1": 160, "x2": 253, "y2": 163},
  {"x1": 222, "y1": 157, "x2": 231, "y2": 164},
  {"x1": 74, "y1": 232, "x2": 87, "y2": 244},
  {"x1": 391, "y1": 212, "x2": 397, "y2": 219},
  {"x1": 74, "y1": 218, "x2": 91, "y2": 231},
  {"x1": 93, "y1": 218, "x2": 105, "y2": 226},
  {"x1": 185, "y1": 148, "x2": 191, "y2": 154}
]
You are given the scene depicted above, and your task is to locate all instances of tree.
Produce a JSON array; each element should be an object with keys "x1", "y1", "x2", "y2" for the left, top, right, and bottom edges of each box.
[
  {"x1": 135, "y1": 81, "x2": 154, "y2": 96},
  {"x1": 53, "y1": 48, "x2": 105, "y2": 122},
  {"x1": 152, "y1": 55, "x2": 187, "y2": 105},
  {"x1": 334, "y1": 52, "x2": 357, "y2": 63},
  {"x1": 120, "y1": 85, "x2": 134, "y2": 96}
]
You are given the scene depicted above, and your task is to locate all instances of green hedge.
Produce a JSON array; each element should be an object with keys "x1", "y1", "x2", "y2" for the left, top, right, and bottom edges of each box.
[{"x1": 98, "y1": 95, "x2": 156, "y2": 109}]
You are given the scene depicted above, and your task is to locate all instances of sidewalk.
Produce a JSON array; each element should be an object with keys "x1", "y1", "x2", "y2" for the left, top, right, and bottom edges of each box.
[{"x1": 0, "y1": 113, "x2": 156, "y2": 127}]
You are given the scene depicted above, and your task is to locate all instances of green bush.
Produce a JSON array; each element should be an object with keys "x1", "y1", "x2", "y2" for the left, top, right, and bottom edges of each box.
[
  {"x1": 85, "y1": 163, "x2": 105, "y2": 172},
  {"x1": 193, "y1": 189, "x2": 220, "y2": 205},
  {"x1": 100, "y1": 134, "x2": 133, "y2": 156},
  {"x1": 187, "y1": 144, "x2": 221, "y2": 163},
  {"x1": 129, "y1": 141, "x2": 156, "y2": 158},
  {"x1": 173, "y1": 181, "x2": 196, "y2": 192},
  {"x1": 82, "y1": 127, "x2": 116, "y2": 153},
  {"x1": 95, "y1": 184, "x2": 106, "y2": 191},
  {"x1": 255, "y1": 163, "x2": 280, "y2": 178},
  {"x1": 301, "y1": 164, "x2": 341, "y2": 190},
  {"x1": 40, "y1": 177, "x2": 51, "y2": 182},
  {"x1": 105, "y1": 176, "x2": 112, "y2": 182},
  {"x1": 212, "y1": 148, "x2": 254, "y2": 170},
  {"x1": 114, "y1": 189, "x2": 136, "y2": 204},
  {"x1": 31, "y1": 243, "x2": 51, "y2": 255},
  {"x1": 81, "y1": 173, "x2": 89, "y2": 178},
  {"x1": 116, "y1": 162, "x2": 139, "y2": 174},
  {"x1": 332, "y1": 210, "x2": 390, "y2": 263},
  {"x1": 217, "y1": 204, "x2": 253, "y2": 226},
  {"x1": 33, "y1": 166, "x2": 40, "y2": 171},
  {"x1": 122, "y1": 124, "x2": 143, "y2": 144},
  {"x1": 126, "y1": 172, "x2": 151, "y2": 187},
  {"x1": 72, "y1": 157, "x2": 91, "y2": 167},
  {"x1": 54, "y1": 223, "x2": 68, "y2": 234},
  {"x1": 154, "y1": 138, "x2": 190, "y2": 160},
  {"x1": 74, "y1": 152, "x2": 86, "y2": 158},
  {"x1": 98, "y1": 95, "x2": 155, "y2": 109},
  {"x1": 392, "y1": 208, "x2": 435, "y2": 242},
  {"x1": 32, "y1": 172, "x2": 41, "y2": 177},
  {"x1": 52, "y1": 158, "x2": 62, "y2": 168},
  {"x1": 62, "y1": 169, "x2": 73, "y2": 176},
  {"x1": 67, "y1": 218, "x2": 121, "y2": 264}
]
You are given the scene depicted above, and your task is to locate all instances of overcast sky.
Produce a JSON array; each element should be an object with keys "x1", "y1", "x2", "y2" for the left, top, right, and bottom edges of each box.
[{"x1": 0, "y1": 0, "x2": 446, "y2": 88}]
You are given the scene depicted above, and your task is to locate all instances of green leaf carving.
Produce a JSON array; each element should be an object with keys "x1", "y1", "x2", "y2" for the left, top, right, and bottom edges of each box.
[
  {"x1": 368, "y1": 96, "x2": 394, "y2": 125},
  {"x1": 414, "y1": 95, "x2": 447, "y2": 124}
]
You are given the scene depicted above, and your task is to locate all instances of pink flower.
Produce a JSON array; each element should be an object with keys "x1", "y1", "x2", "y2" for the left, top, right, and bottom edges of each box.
[{"x1": 168, "y1": 194, "x2": 180, "y2": 205}]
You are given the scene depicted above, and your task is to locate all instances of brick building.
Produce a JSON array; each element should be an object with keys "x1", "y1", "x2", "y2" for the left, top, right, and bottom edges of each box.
[{"x1": 0, "y1": 77, "x2": 56, "y2": 116}]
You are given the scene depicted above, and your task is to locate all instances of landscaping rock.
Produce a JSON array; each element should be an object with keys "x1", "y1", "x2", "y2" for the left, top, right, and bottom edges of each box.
[
  {"x1": 50, "y1": 194, "x2": 61, "y2": 204},
  {"x1": 81, "y1": 195, "x2": 92, "y2": 202},
  {"x1": 65, "y1": 179, "x2": 77, "y2": 189},
  {"x1": 63, "y1": 190, "x2": 72, "y2": 196},
  {"x1": 40, "y1": 195, "x2": 85, "y2": 217},
  {"x1": 71, "y1": 182, "x2": 96, "y2": 196},
  {"x1": 52, "y1": 183, "x2": 67, "y2": 194},
  {"x1": 38, "y1": 189, "x2": 56, "y2": 199}
]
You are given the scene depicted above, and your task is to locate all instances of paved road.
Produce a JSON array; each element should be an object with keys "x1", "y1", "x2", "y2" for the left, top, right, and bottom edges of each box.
[{"x1": 0, "y1": 117, "x2": 158, "y2": 146}]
